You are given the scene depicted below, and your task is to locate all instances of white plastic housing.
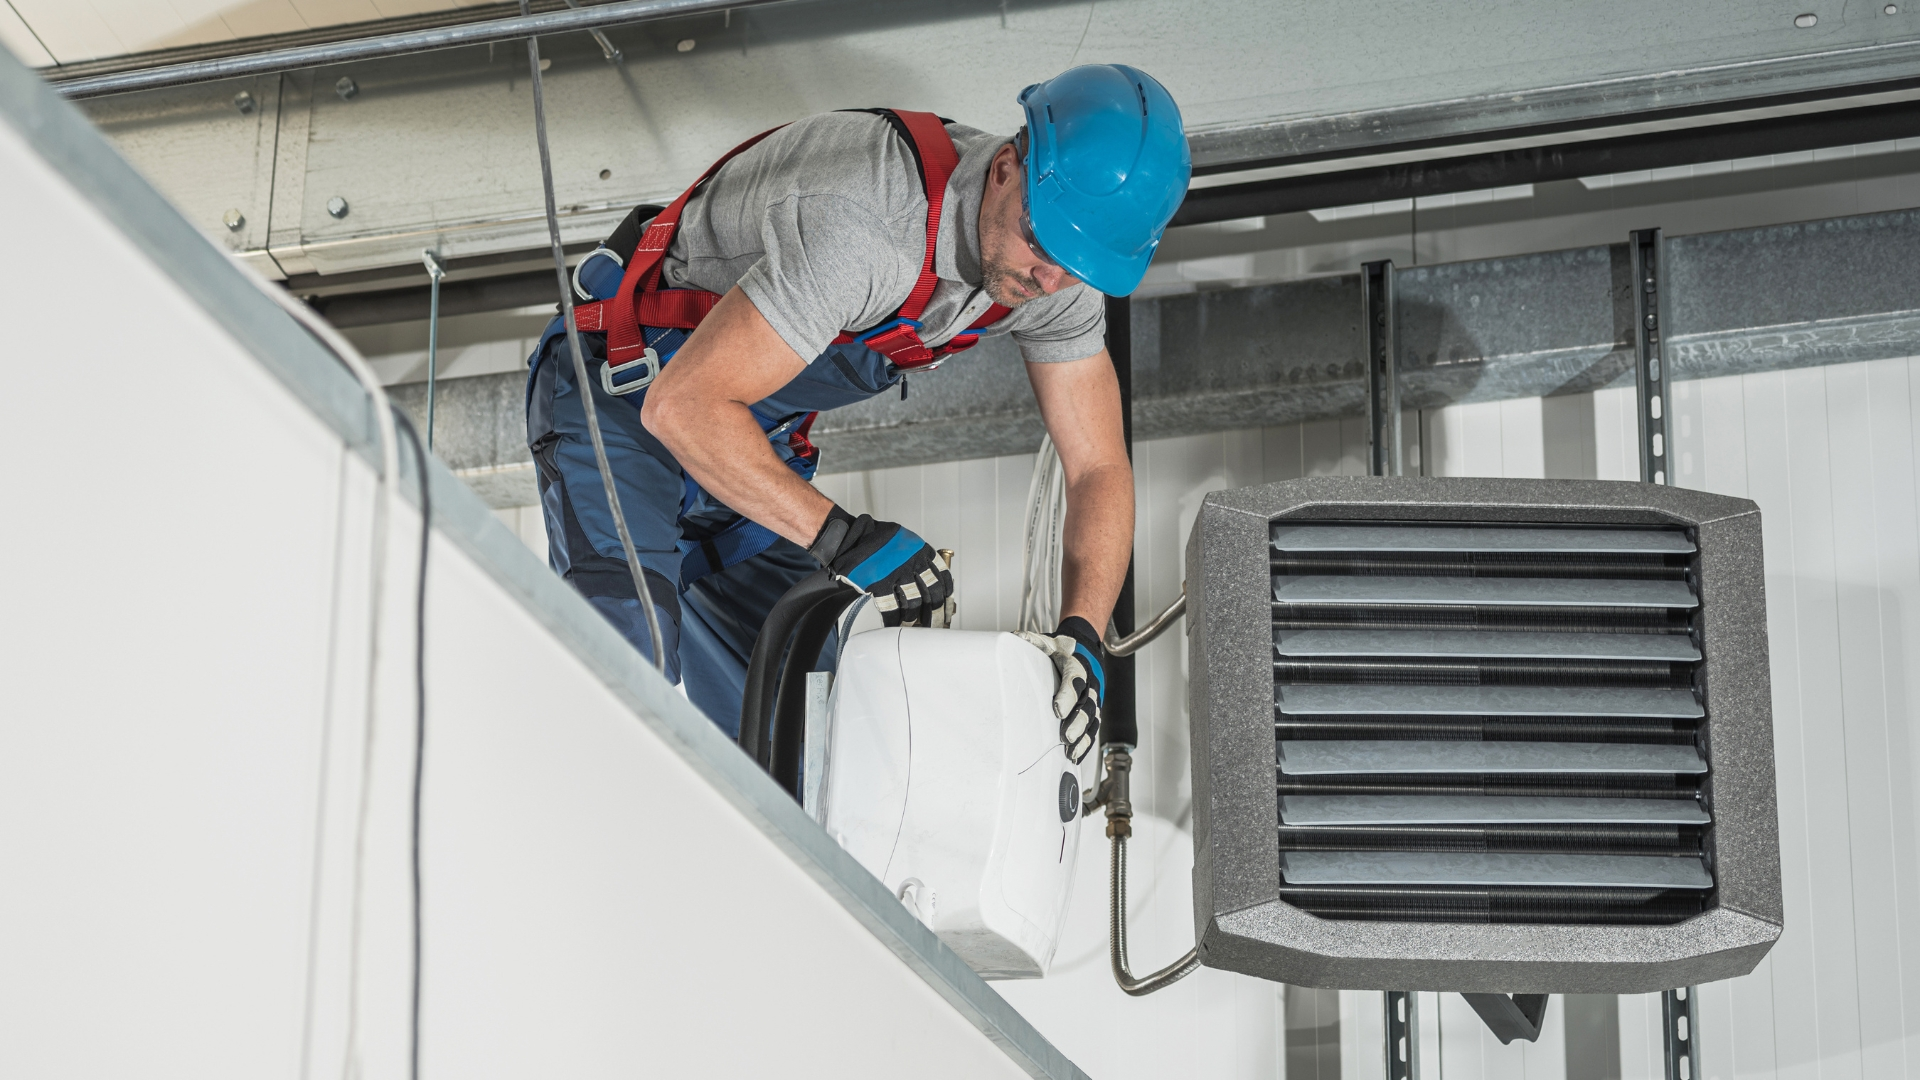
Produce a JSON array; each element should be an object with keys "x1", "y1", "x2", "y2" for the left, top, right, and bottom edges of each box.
[{"x1": 817, "y1": 629, "x2": 1083, "y2": 979}]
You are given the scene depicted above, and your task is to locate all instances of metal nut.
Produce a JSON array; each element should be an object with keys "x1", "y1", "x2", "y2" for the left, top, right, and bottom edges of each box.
[
  {"x1": 232, "y1": 90, "x2": 255, "y2": 114},
  {"x1": 335, "y1": 76, "x2": 358, "y2": 100},
  {"x1": 222, "y1": 209, "x2": 245, "y2": 231},
  {"x1": 327, "y1": 196, "x2": 350, "y2": 219}
]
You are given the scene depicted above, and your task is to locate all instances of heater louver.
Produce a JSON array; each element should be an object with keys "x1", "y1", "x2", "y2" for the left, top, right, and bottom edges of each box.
[
  {"x1": 1187, "y1": 478, "x2": 1781, "y2": 993},
  {"x1": 1270, "y1": 522, "x2": 1712, "y2": 926}
]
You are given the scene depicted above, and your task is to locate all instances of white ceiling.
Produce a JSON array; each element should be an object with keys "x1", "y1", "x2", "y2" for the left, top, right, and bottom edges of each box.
[{"x1": 0, "y1": 0, "x2": 497, "y2": 66}]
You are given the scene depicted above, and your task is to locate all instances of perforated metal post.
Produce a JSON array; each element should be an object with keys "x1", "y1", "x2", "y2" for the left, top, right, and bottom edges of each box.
[
  {"x1": 1630, "y1": 228, "x2": 1670, "y2": 485},
  {"x1": 1663, "y1": 987, "x2": 1699, "y2": 1080},
  {"x1": 1365, "y1": 261, "x2": 1411, "y2": 1065},
  {"x1": 1385, "y1": 990, "x2": 1419, "y2": 1079},
  {"x1": 1363, "y1": 259, "x2": 1402, "y2": 478}
]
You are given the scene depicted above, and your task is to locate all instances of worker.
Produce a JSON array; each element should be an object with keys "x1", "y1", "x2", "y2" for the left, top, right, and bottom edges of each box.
[{"x1": 525, "y1": 64, "x2": 1189, "y2": 763}]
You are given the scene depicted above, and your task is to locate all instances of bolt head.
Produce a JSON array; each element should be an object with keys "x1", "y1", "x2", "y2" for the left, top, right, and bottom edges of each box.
[
  {"x1": 326, "y1": 196, "x2": 350, "y2": 219},
  {"x1": 223, "y1": 209, "x2": 245, "y2": 231},
  {"x1": 335, "y1": 76, "x2": 358, "y2": 101},
  {"x1": 676, "y1": 38, "x2": 696, "y2": 52},
  {"x1": 232, "y1": 90, "x2": 256, "y2": 114}
]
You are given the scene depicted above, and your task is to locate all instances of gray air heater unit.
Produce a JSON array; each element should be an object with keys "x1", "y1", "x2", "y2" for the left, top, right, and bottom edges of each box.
[{"x1": 1186, "y1": 477, "x2": 1781, "y2": 994}]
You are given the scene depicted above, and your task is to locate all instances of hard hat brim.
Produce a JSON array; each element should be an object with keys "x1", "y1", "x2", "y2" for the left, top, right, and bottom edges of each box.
[{"x1": 1024, "y1": 172, "x2": 1159, "y2": 297}]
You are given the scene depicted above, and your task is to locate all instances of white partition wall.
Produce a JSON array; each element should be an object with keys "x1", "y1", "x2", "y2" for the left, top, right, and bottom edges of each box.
[{"x1": 0, "y1": 45, "x2": 1080, "y2": 1080}]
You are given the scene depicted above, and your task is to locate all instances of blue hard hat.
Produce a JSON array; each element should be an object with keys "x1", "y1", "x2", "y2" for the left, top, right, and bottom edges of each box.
[{"x1": 1018, "y1": 64, "x2": 1191, "y2": 297}]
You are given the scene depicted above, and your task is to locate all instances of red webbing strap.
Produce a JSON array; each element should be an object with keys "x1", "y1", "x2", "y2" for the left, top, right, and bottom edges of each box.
[
  {"x1": 887, "y1": 110, "x2": 959, "y2": 324},
  {"x1": 603, "y1": 125, "x2": 787, "y2": 362},
  {"x1": 638, "y1": 289, "x2": 720, "y2": 328}
]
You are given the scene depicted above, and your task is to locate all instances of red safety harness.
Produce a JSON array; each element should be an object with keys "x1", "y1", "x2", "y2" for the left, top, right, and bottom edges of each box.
[{"x1": 571, "y1": 109, "x2": 1011, "y2": 380}]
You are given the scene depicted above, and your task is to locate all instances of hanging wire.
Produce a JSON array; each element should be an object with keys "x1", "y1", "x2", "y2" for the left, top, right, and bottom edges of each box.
[
  {"x1": 389, "y1": 407, "x2": 432, "y2": 1080},
  {"x1": 421, "y1": 249, "x2": 446, "y2": 451},
  {"x1": 521, "y1": 3, "x2": 666, "y2": 672},
  {"x1": 231, "y1": 255, "x2": 400, "y2": 1080}
]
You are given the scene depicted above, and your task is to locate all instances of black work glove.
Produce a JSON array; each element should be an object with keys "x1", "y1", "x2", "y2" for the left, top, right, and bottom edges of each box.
[
  {"x1": 808, "y1": 505, "x2": 953, "y2": 628},
  {"x1": 1018, "y1": 615, "x2": 1104, "y2": 763}
]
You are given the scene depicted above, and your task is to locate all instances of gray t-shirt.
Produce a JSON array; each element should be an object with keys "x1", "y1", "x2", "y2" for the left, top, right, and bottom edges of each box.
[{"x1": 659, "y1": 111, "x2": 1107, "y2": 365}]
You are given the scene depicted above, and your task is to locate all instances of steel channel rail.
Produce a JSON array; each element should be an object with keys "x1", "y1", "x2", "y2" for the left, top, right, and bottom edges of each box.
[
  {"x1": 53, "y1": 0, "x2": 788, "y2": 99},
  {"x1": 1363, "y1": 259, "x2": 1402, "y2": 479},
  {"x1": 1631, "y1": 227, "x2": 1673, "y2": 486}
]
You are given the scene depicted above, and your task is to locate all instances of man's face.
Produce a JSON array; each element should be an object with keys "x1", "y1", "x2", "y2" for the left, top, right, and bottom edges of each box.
[{"x1": 978, "y1": 142, "x2": 1082, "y2": 308}]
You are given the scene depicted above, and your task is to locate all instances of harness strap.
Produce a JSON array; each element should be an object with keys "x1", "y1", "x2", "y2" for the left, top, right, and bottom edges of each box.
[{"x1": 601, "y1": 124, "x2": 788, "y2": 363}]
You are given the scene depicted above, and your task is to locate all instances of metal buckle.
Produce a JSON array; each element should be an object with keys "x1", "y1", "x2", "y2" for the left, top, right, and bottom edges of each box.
[{"x1": 600, "y1": 347, "x2": 660, "y2": 396}]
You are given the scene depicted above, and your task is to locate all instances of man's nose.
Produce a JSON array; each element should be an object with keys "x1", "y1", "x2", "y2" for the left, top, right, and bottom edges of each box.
[{"x1": 1033, "y1": 262, "x2": 1078, "y2": 295}]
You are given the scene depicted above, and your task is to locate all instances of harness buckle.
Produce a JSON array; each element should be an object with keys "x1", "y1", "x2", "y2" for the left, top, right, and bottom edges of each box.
[
  {"x1": 600, "y1": 346, "x2": 661, "y2": 396},
  {"x1": 857, "y1": 317, "x2": 922, "y2": 343}
]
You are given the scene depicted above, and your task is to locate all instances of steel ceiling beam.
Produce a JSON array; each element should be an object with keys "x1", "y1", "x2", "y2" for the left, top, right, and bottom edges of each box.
[
  {"x1": 50, "y1": 0, "x2": 790, "y2": 99},
  {"x1": 1176, "y1": 96, "x2": 1920, "y2": 227}
]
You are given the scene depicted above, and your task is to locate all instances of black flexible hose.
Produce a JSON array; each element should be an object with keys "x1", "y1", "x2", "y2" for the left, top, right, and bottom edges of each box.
[
  {"x1": 771, "y1": 585, "x2": 858, "y2": 796},
  {"x1": 739, "y1": 570, "x2": 852, "y2": 770}
]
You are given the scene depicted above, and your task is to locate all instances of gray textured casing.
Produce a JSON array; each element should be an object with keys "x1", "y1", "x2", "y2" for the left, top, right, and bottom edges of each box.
[{"x1": 1186, "y1": 477, "x2": 1782, "y2": 993}]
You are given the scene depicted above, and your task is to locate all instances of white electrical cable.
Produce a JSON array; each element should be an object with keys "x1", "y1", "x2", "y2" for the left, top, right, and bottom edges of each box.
[
  {"x1": 1017, "y1": 434, "x2": 1068, "y2": 634},
  {"x1": 232, "y1": 259, "x2": 399, "y2": 1080}
]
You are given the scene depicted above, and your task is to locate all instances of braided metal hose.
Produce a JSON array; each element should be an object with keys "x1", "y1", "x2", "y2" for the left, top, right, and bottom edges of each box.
[{"x1": 1097, "y1": 748, "x2": 1202, "y2": 996}]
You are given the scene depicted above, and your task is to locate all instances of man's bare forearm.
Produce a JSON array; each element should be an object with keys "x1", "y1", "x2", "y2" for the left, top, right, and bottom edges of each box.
[
  {"x1": 1059, "y1": 459, "x2": 1135, "y2": 633},
  {"x1": 650, "y1": 398, "x2": 834, "y2": 547},
  {"x1": 641, "y1": 288, "x2": 834, "y2": 547}
]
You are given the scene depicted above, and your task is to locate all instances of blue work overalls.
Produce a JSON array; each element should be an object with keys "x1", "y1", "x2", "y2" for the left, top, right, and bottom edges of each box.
[{"x1": 525, "y1": 288, "x2": 916, "y2": 735}]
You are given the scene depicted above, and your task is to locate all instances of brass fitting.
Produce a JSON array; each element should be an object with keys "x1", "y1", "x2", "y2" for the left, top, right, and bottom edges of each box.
[{"x1": 1084, "y1": 746, "x2": 1134, "y2": 839}]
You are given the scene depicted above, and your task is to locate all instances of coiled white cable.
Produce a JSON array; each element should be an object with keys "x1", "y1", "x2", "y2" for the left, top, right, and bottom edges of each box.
[{"x1": 1018, "y1": 434, "x2": 1068, "y2": 634}]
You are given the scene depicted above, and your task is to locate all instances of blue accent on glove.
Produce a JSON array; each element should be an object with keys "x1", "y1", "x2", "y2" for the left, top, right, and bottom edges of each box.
[
  {"x1": 846, "y1": 527, "x2": 927, "y2": 589},
  {"x1": 1074, "y1": 642, "x2": 1106, "y2": 704}
]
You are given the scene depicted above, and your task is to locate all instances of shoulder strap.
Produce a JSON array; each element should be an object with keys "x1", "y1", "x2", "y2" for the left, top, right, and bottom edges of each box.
[{"x1": 879, "y1": 110, "x2": 959, "y2": 325}]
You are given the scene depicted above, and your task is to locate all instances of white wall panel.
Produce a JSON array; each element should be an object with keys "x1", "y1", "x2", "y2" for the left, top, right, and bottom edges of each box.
[{"x1": 1, "y1": 75, "x2": 1082, "y2": 1080}]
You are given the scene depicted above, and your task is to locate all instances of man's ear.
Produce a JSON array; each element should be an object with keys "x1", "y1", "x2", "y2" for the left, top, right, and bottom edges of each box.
[{"x1": 989, "y1": 142, "x2": 1020, "y2": 187}]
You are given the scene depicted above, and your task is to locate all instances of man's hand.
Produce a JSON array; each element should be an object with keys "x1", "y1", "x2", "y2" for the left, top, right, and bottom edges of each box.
[
  {"x1": 1018, "y1": 616, "x2": 1104, "y2": 763},
  {"x1": 810, "y1": 505, "x2": 953, "y2": 627}
]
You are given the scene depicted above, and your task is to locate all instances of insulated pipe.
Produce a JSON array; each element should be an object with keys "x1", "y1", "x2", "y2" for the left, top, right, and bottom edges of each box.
[
  {"x1": 770, "y1": 586, "x2": 856, "y2": 797},
  {"x1": 53, "y1": 0, "x2": 787, "y2": 99},
  {"x1": 1105, "y1": 588, "x2": 1184, "y2": 657},
  {"x1": 739, "y1": 570, "x2": 848, "y2": 770}
]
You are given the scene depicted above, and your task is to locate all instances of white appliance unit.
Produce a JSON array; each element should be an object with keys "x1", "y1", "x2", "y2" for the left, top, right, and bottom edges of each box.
[{"x1": 811, "y1": 627, "x2": 1085, "y2": 980}]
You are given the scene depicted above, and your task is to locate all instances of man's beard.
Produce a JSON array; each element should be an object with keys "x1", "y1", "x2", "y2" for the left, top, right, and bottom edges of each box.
[{"x1": 981, "y1": 256, "x2": 1043, "y2": 308}]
